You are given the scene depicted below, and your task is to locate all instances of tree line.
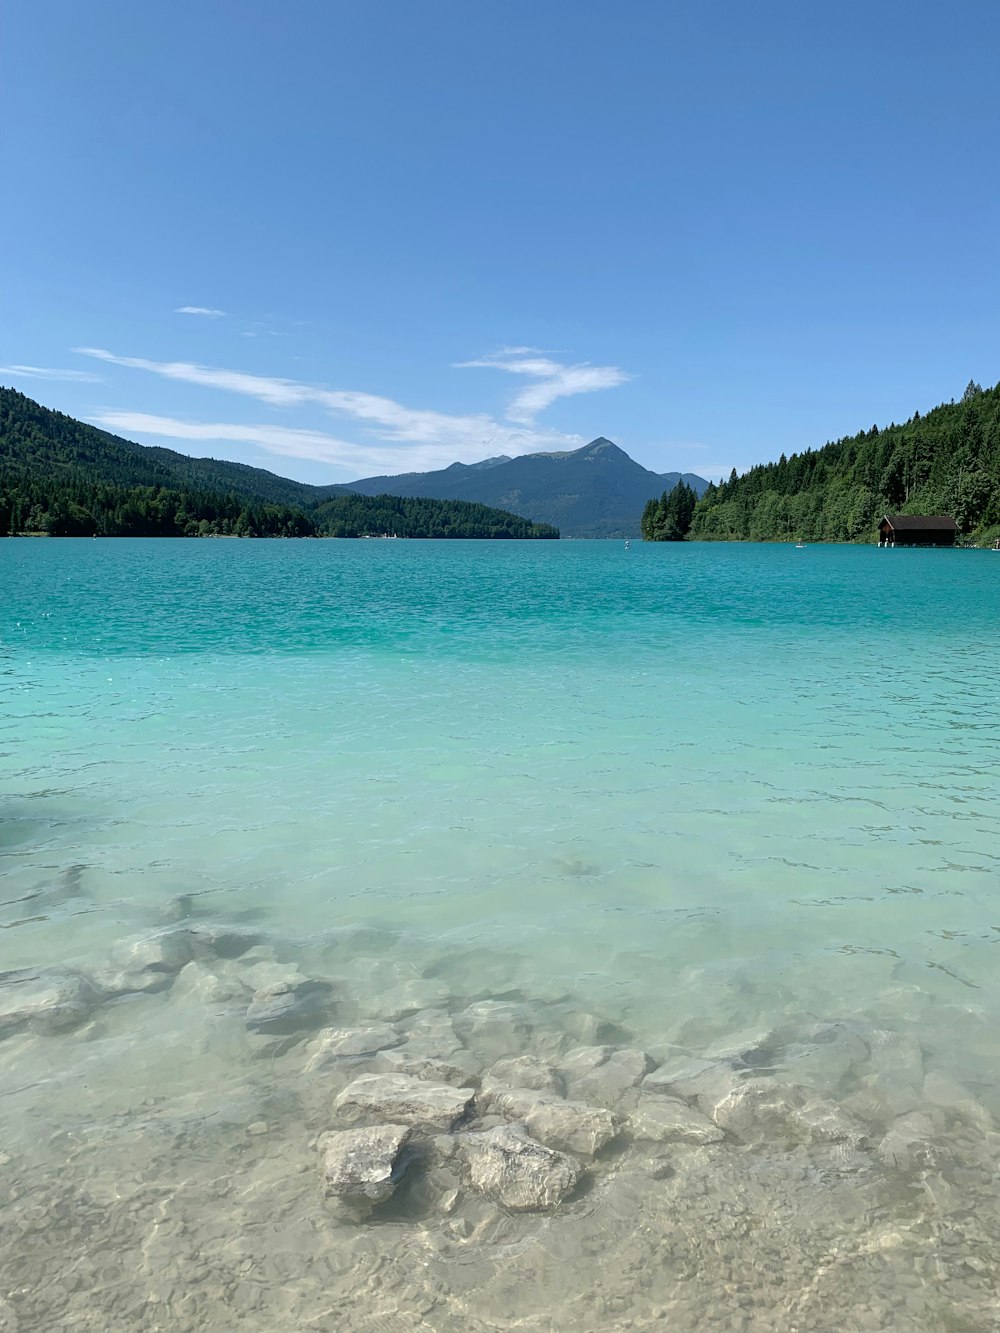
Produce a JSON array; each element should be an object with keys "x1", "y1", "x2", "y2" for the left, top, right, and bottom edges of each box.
[
  {"x1": 1, "y1": 386, "x2": 559, "y2": 539},
  {"x1": 643, "y1": 380, "x2": 1000, "y2": 543},
  {"x1": 640, "y1": 481, "x2": 698, "y2": 540}
]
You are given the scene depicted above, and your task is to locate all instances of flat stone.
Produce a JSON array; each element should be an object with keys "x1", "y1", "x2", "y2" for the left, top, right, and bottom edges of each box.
[
  {"x1": 565, "y1": 1047, "x2": 656, "y2": 1109},
  {"x1": 456, "y1": 1001, "x2": 533, "y2": 1061},
  {"x1": 709, "y1": 1078, "x2": 869, "y2": 1146},
  {"x1": 362, "y1": 979, "x2": 452, "y2": 1021},
  {"x1": 0, "y1": 968, "x2": 101, "y2": 1039},
  {"x1": 335, "y1": 1073, "x2": 475, "y2": 1131},
  {"x1": 172, "y1": 959, "x2": 250, "y2": 1006},
  {"x1": 374, "y1": 1045, "x2": 482, "y2": 1088},
  {"x1": 780, "y1": 1023, "x2": 869, "y2": 1094},
  {"x1": 485, "y1": 1055, "x2": 563, "y2": 1095},
  {"x1": 459, "y1": 1124, "x2": 581, "y2": 1211},
  {"x1": 318, "y1": 1123, "x2": 412, "y2": 1216},
  {"x1": 500, "y1": 1090, "x2": 621, "y2": 1157},
  {"x1": 630, "y1": 1095, "x2": 724, "y2": 1145},
  {"x1": 642, "y1": 1056, "x2": 730, "y2": 1100},
  {"x1": 188, "y1": 925, "x2": 262, "y2": 959},
  {"x1": 100, "y1": 930, "x2": 195, "y2": 994},
  {"x1": 877, "y1": 1111, "x2": 938, "y2": 1173},
  {"x1": 160, "y1": 895, "x2": 195, "y2": 922},
  {"x1": 403, "y1": 1009, "x2": 462, "y2": 1054},
  {"x1": 559, "y1": 1045, "x2": 614, "y2": 1079},
  {"x1": 245, "y1": 979, "x2": 333, "y2": 1036},
  {"x1": 307, "y1": 1023, "x2": 402, "y2": 1063},
  {"x1": 859, "y1": 1030, "x2": 925, "y2": 1118},
  {"x1": 922, "y1": 1070, "x2": 993, "y2": 1127},
  {"x1": 702, "y1": 1028, "x2": 779, "y2": 1065}
]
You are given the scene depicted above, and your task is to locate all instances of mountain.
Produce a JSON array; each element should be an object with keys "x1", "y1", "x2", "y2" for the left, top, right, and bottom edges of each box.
[
  {"x1": 347, "y1": 438, "x2": 709, "y2": 538},
  {"x1": 0, "y1": 387, "x2": 557, "y2": 539},
  {"x1": 0, "y1": 387, "x2": 352, "y2": 509},
  {"x1": 689, "y1": 380, "x2": 1000, "y2": 543}
]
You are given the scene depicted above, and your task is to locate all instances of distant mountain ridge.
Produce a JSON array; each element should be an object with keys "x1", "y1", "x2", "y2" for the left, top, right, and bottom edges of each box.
[
  {"x1": 347, "y1": 438, "x2": 709, "y2": 538},
  {"x1": 0, "y1": 386, "x2": 706, "y2": 539},
  {"x1": 0, "y1": 387, "x2": 558, "y2": 539}
]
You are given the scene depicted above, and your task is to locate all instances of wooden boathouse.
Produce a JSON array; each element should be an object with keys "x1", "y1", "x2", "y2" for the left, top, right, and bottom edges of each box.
[{"x1": 878, "y1": 515, "x2": 957, "y2": 547}]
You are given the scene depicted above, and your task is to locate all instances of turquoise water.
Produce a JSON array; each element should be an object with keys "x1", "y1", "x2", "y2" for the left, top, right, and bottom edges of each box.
[{"x1": 3, "y1": 538, "x2": 1000, "y2": 1331}]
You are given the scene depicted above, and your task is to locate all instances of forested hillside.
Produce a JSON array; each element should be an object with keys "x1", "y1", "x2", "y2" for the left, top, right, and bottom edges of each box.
[
  {"x1": 0, "y1": 387, "x2": 559, "y2": 539},
  {"x1": 689, "y1": 381, "x2": 1000, "y2": 543},
  {"x1": 313, "y1": 494, "x2": 557, "y2": 539}
]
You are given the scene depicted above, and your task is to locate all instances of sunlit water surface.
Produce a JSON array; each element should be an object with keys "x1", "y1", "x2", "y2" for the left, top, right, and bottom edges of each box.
[{"x1": 2, "y1": 538, "x2": 1000, "y2": 1332}]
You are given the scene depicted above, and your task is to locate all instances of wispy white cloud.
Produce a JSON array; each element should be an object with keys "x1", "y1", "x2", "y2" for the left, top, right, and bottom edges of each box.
[
  {"x1": 456, "y1": 348, "x2": 631, "y2": 425},
  {"x1": 90, "y1": 409, "x2": 570, "y2": 476},
  {"x1": 175, "y1": 306, "x2": 227, "y2": 318},
  {"x1": 0, "y1": 364, "x2": 102, "y2": 383},
  {"x1": 74, "y1": 347, "x2": 594, "y2": 464}
]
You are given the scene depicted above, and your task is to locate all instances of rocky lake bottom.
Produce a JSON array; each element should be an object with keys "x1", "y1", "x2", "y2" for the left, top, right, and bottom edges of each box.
[{"x1": 3, "y1": 888, "x2": 1000, "y2": 1333}]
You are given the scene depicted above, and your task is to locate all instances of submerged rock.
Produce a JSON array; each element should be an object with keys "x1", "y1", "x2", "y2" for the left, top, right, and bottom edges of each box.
[
  {"x1": 876, "y1": 1110, "x2": 939, "y2": 1173},
  {"x1": 779, "y1": 1023, "x2": 869, "y2": 1094},
  {"x1": 708, "y1": 1078, "x2": 869, "y2": 1147},
  {"x1": 562, "y1": 1046, "x2": 655, "y2": 1110},
  {"x1": 305, "y1": 1023, "x2": 403, "y2": 1072},
  {"x1": 359, "y1": 978, "x2": 452, "y2": 1022},
  {"x1": 245, "y1": 979, "x2": 333, "y2": 1036},
  {"x1": 374, "y1": 1045, "x2": 482, "y2": 1088},
  {"x1": 629, "y1": 1095, "x2": 724, "y2": 1146},
  {"x1": 456, "y1": 1001, "x2": 533, "y2": 1062},
  {"x1": 485, "y1": 1055, "x2": 563, "y2": 1096},
  {"x1": 160, "y1": 894, "x2": 195, "y2": 923},
  {"x1": 489, "y1": 1088, "x2": 621, "y2": 1157},
  {"x1": 335, "y1": 1073, "x2": 475, "y2": 1132},
  {"x1": 318, "y1": 1123, "x2": 412, "y2": 1216},
  {"x1": 188, "y1": 925, "x2": 263, "y2": 960},
  {"x1": 459, "y1": 1124, "x2": 581, "y2": 1211},
  {"x1": 99, "y1": 929, "x2": 195, "y2": 995},
  {"x1": 0, "y1": 968, "x2": 101, "y2": 1038}
]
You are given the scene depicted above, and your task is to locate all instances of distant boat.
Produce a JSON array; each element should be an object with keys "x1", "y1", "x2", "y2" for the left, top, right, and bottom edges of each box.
[
  {"x1": 624, "y1": 539, "x2": 630, "y2": 550},
  {"x1": 795, "y1": 540, "x2": 806, "y2": 549}
]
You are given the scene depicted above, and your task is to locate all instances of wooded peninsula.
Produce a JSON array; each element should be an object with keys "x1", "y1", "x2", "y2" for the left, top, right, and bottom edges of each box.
[{"x1": 672, "y1": 380, "x2": 1000, "y2": 544}]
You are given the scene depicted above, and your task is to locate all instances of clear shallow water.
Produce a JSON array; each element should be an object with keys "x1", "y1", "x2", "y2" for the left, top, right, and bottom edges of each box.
[{"x1": 3, "y1": 538, "x2": 1000, "y2": 1332}]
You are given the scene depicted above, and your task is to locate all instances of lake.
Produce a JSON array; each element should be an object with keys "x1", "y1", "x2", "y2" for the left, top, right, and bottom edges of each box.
[{"x1": 3, "y1": 537, "x2": 999, "y2": 1331}]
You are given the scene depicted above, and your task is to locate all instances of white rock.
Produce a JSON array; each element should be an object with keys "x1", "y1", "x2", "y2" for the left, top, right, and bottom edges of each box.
[
  {"x1": 404, "y1": 1009, "x2": 462, "y2": 1054},
  {"x1": 485, "y1": 1055, "x2": 563, "y2": 1095},
  {"x1": 629, "y1": 1095, "x2": 724, "y2": 1145},
  {"x1": 558, "y1": 1045, "x2": 614, "y2": 1079},
  {"x1": 245, "y1": 979, "x2": 332, "y2": 1036},
  {"x1": 860, "y1": 1030, "x2": 925, "y2": 1118},
  {"x1": 709, "y1": 1078, "x2": 868, "y2": 1146},
  {"x1": 100, "y1": 930, "x2": 194, "y2": 994},
  {"x1": 781, "y1": 1023, "x2": 869, "y2": 1094},
  {"x1": 304, "y1": 1024, "x2": 402, "y2": 1072},
  {"x1": 456, "y1": 1001, "x2": 533, "y2": 1061},
  {"x1": 318, "y1": 1123, "x2": 412, "y2": 1215},
  {"x1": 374, "y1": 1045, "x2": 482, "y2": 1088},
  {"x1": 922, "y1": 1070, "x2": 992, "y2": 1127},
  {"x1": 564, "y1": 1047, "x2": 655, "y2": 1109},
  {"x1": 642, "y1": 1056, "x2": 733, "y2": 1102},
  {"x1": 172, "y1": 959, "x2": 250, "y2": 1006},
  {"x1": 365, "y1": 979, "x2": 453, "y2": 1021},
  {"x1": 0, "y1": 969, "x2": 101, "y2": 1038},
  {"x1": 876, "y1": 1111, "x2": 938, "y2": 1172},
  {"x1": 335, "y1": 1073, "x2": 475, "y2": 1132},
  {"x1": 459, "y1": 1124, "x2": 581, "y2": 1211},
  {"x1": 490, "y1": 1088, "x2": 621, "y2": 1157}
]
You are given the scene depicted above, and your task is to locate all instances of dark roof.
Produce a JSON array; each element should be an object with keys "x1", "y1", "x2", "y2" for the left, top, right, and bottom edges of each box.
[{"x1": 881, "y1": 514, "x2": 957, "y2": 531}]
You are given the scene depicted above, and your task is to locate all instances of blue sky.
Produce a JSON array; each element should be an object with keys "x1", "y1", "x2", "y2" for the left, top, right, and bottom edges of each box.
[{"x1": 2, "y1": 0, "x2": 998, "y2": 485}]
